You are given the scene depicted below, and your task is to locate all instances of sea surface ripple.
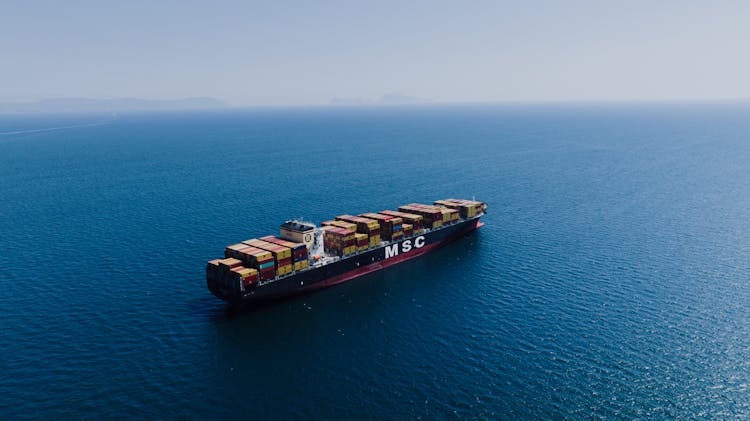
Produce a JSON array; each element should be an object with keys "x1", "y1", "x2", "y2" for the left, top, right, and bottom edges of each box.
[{"x1": 1, "y1": 104, "x2": 749, "y2": 418}]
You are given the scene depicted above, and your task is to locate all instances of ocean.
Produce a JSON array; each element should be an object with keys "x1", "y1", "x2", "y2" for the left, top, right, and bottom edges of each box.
[{"x1": 1, "y1": 103, "x2": 749, "y2": 418}]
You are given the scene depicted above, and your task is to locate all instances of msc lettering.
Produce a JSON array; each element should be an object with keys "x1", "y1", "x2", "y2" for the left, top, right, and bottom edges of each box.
[{"x1": 385, "y1": 236, "x2": 425, "y2": 259}]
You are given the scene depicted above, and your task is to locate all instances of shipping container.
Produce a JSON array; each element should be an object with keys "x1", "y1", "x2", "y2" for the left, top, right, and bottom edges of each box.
[
  {"x1": 243, "y1": 239, "x2": 292, "y2": 260},
  {"x1": 322, "y1": 219, "x2": 358, "y2": 233},
  {"x1": 407, "y1": 203, "x2": 453, "y2": 223},
  {"x1": 218, "y1": 258, "x2": 243, "y2": 270},
  {"x1": 259, "y1": 266, "x2": 276, "y2": 281},
  {"x1": 336, "y1": 215, "x2": 381, "y2": 247},
  {"x1": 294, "y1": 260, "x2": 309, "y2": 271},
  {"x1": 434, "y1": 207, "x2": 459, "y2": 223},
  {"x1": 224, "y1": 243, "x2": 251, "y2": 259},
  {"x1": 230, "y1": 266, "x2": 259, "y2": 289},
  {"x1": 398, "y1": 205, "x2": 442, "y2": 229},
  {"x1": 259, "y1": 236, "x2": 308, "y2": 261},
  {"x1": 231, "y1": 245, "x2": 274, "y2": 269},
  {"x1": 359, "y1": 212, "x2": 404, "y2": 241},
  {"x1": 354, "y1": 232, "x2": 369, "y2": 251},
  {"x1": 435, "y1": 199, "x2": 484, "y2": 218},
  {"x1": 206, "y1": 259, "x2": 222, "y2": 285},
  {"x1": 379, "y1": 210, "x2": 424, "y2": 230},
  {"x1": 276, "y1": 264, "x2": 292, "y2": 276},
  {"x1": 433, "y1": 200, "x2": 470, "y2": 218},
  {"x1": 323, "y1": 226, "x2": 357, "y2": 256}
]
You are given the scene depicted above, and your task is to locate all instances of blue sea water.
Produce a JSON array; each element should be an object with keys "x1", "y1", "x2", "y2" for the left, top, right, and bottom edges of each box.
[{"x1": 1, "y1": 103, "x2": 749, "y2": 418}]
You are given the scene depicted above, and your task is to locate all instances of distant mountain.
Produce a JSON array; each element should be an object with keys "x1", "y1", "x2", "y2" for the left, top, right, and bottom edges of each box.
[
  {"x1": 330, "y1": 93, "x2": 434, "y2": 106},
  {"x1": 377, "y1": 93, "x2": 433, "y2": 104},
  {"x1": 329, "y1": 97, "x2": 372, "y2": 105},
  {"x1": 0, "y1": 97, "x2": 229, "y2": 114}
]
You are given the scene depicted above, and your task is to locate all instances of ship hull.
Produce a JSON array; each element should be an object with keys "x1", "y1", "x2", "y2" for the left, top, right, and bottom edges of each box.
[{"x1": 210, "y1": 217, "x2": 483, "y2": 305}]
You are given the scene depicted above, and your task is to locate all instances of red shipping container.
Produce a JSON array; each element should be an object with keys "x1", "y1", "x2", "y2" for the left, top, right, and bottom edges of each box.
[
  {"x1": 249, "y1": 275, "x2": 259, "y2": 287},
  {"x1": 260, "y1": 267, "x2": 276, "y2": 281}
]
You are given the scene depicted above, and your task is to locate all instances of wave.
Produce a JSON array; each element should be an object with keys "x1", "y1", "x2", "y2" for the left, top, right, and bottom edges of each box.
[{"x1": 0, "y1": 120, "x2": 113, "y2": 136}]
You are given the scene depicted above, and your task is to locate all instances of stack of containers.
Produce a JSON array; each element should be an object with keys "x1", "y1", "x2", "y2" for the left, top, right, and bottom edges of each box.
[
  {"x1": 360, "y1": 212, "x2": 404, "y2": 242},
  {"x1": 418, "y1": 204, "x2": 458, "y2": 224},
  {"x1": 321, "y1": 220, "x2": 358, "y2": 233},
  {"x1": 398, "y1": 205, "x2": 443, "y2": 230},
  {"x1": 433, "y1": 199, "x2": 467, "y2": 218},
  {"x1": 260, "y1": 236, "x2": 309, "y2": 271},
  {"x1": 323, "y1": 226, "x2": 356, "y2": 256},
  {"x1": 402, "y1": 223, "x2": 414, "y2": 237},
  {"x1": 443, "y1": 208, "x2": 460, "y2": 222},
  {"x1": 354, "y1": 233, "x2": 369, "y2": 251},
  {"x1": 206, "y1": 259, "x2": 223, "y2": 295},
  {"x1": 207, "y1": 258, "x2": 235, "y2": 292},
  {"x1": 224, "y1": 244, "x2": 276, "y2": 281},
  {"x1": 224, "y1": 243, "x2": 252, "y2": 260},
  {"x1": 336, "y1": 215, "x2": 381, "y2": 247},
  {"x1": 408, "y1": 203, "x2": 456, "y2": 225},
  {"x1": 452, "y1": 199, "x2": 485, "y2": 215},
  {"x1": 217, "y1": 257, "x2": 242, "y2": 271},
  {"x1": 243, "y1": 239, "x2": 293, "y2": 277},
  {"x1": 322, "y1": 220, "x2": 369, "y2": 251},
  {"x1": 379, "y1": 210, "x2": 424, "y2": 232},
  {"x1": 207, "y1": 258, "x2": 260, "y2": 292},
  {"x1": 322, "y1": 220, "x2": 366, "y2": 252},
  {"x1": 230, "y1": 266, "x2": 259, "y2": 290},
  {"x1": 434, "y1": 199, "x2": 484, "y2": 218}
]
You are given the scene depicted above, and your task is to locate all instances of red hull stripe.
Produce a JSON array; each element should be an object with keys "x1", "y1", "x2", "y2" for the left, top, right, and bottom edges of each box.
[{"x1": 299, "y1": 221, "x2": 482, "y2": 293}]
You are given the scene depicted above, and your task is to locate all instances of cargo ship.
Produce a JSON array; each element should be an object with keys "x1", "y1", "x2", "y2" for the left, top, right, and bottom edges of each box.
[{"x1": 206, "y1": 199, "x2": 486, "y2": 305}]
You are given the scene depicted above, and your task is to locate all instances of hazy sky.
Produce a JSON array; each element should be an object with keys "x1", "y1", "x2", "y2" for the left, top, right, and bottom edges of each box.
[{"x1": 2, "y1": 0, "x2": 749, "y2": 105}]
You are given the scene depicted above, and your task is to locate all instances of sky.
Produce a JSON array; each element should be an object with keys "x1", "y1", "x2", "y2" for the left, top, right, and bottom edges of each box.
[{"x1": 1, "y1": 0, "x2": 749, "y2": 106}]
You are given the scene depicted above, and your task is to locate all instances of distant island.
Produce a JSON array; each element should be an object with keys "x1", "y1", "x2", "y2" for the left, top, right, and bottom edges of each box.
[
  {"x1": 0, "y1": 97, "x2": 228, "y2": 114},
  {"x1": 330, "y1": 93, "x2": 434, "y2": 106}
]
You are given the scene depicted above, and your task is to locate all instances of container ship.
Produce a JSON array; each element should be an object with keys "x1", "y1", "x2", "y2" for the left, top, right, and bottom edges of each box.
[{"x1": 206, "y1": 199, "x2": 486, "y2": 305}]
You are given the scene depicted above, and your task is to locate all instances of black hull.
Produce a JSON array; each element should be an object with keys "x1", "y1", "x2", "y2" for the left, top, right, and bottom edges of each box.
[{"x1": 208, "y1": 216, "x2": 482, "y2": 305}]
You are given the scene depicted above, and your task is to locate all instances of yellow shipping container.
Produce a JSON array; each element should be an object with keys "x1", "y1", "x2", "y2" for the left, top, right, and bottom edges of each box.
[
  {"x1": 331, "y1": 220, "x2": 357, "y2": 232},
  {"x1": 275, "y1": 246, "x2": 292, "y2": 260},
  {"x1": 433, "y1": 200, "x2": 455, "y2": 208},
  {"x1": 354, "y1": 233, "x2": 368, "y2": 242},
  {"x1": 225, "y1": 243, "x2": 250, "y2": 259},
  {"x1": 237, "y1": 268, "x2": 255, "y2": 277},
  {"x1": 244, "y1": 239, "x2": 292, "y2": 260},
  {"x1": 437, "y1": 208, "x2": 458, "y2": 222},
  {"x1": 253, "y1": 250, "x2": 274, "y2": 261},
  {"x1": 369, "y1": 235, "x2": 381, "y2": 247}
]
